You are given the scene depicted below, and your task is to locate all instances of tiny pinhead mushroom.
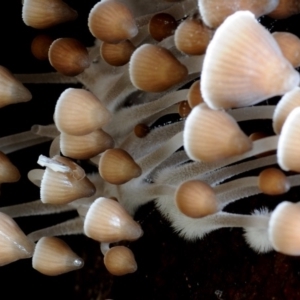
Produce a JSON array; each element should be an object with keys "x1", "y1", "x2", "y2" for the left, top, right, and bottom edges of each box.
[
  {"x1": 0, "y1": 66, "x2": 32, "y2": 108},
  {"x1": 22, "y1": 0, "x2": 77, "y2": 29},
  {"x1": 149, "y1": 13, "x2": 177, "y2": 42},
  {"x1": 272, "y1": 87, "x2": 300, "y2": 134},
  {"x1": 174, "y1": 19, "x2": 212, "y2": 55},
  {"x1": 31, "y1": 35, "x2": 54, "y2": 61},
  {"x1": 99, "y1": 148, "x2": 142, "y2": 184},
  {"x1": 60, "y1": 129, "x2": 115, "y2": 160},
  {"x1": 84, "y1": 197, "x2": 143, "y2": 243},
  {"x1": 49, "y1": 38, "x2": 90, "y2": 76},
  {"x1": 0, "y1": 212, "x2": 35, "y2": 266},
  {"x1": 258, "y1": 168, "x2": 290, "y2": 195},
  {"x1": 32, "y1": 237, "x2": 84, "y2": 276},
  {"x1": 178, "y1": 101, "x2": 191, "y2": 118},
  {"x1": 104, "y1": 246, "x2": 137, "y2": 276},
  {"x1": 88, "y1": 0, "x2": 138, "y2": 43},
  {"x1": 0, "y1": 152, "x2": 20, "y2": 183},
  {"x1": 54, "y1": 88, "x2": 111, "y2": 136},
  {"x1": 129, "y1": 44, "x2": 188, "y2": 93},
  {"x1": 184, "y1": 104, "x2": 252, "y2": 162},
  {"x1": 277, "y1": 107, "x2": 300, "y2": 172},
  {"x1": 101, "y1": 40, "x2": 136, "y2": 67},
  {"x1": 134, "y1": 124, "x2": 150, "y2": 138},
  {"x1": 175, "y1": 180, "x2": 218, "y2": 218},
  {"x1": 201, "y1": 11, "x2": 299, "y2": 110},
  {"x1": 268, "y1": 201, "x2": 300, "y2": 255}
]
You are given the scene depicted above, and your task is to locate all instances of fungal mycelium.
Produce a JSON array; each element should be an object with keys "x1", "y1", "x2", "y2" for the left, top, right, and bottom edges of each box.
[{"x1": 1, "y1": 0, "x2": 300, "y2": 299}]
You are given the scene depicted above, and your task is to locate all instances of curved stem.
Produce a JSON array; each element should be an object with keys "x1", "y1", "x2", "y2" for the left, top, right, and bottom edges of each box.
[
  {"x1": 0, "y1": 200, "x2": 74, "y2": 218},
  {"x1": 27, "y1": 217, "x2": 83, "y2": 242},
  {"x1": 14, "y1": 72, "x2": 79, "y2": 84}
]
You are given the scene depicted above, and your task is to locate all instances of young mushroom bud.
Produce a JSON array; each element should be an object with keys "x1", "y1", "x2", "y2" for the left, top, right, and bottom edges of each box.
[
  {"x1": 99, "y1": 148, "x2": 142, "y2": 184},
  {"x1": 129, "y1": 44, "x2": 188, "y2": 92},
  {"x1": 104, "y1": 246, "x2": 137, "y2": 276},
  {"x1": 49, "y1": 38, "x2": 90, "y2": 76},
  {"x1": 31, "y1": 34, "x2": 54, "y2": 61},
  {"x1": 258, "y1": 168, "x2": 290, "y2": 195},
  {"x1": 101, "y1": 40, "x2": 136, "y2": 67},
  {"x1": 88, "y1": 0, "x2": 138, "y2": 43},
  {"x1": 175, "y1": 180, "x2": 218, "y2": 218},
  {"x1": 174, "y1": 19, "x2": 212, "y2": 55},
  {"x1": 148, "y1": 13, "x2": 177, "y2": 42},
  {"x1": 32, "y1": 237, "x2": 84, "y2": 276},
  {"x1": 84, "y1": 197, "x2": 143, "y2": 243}
]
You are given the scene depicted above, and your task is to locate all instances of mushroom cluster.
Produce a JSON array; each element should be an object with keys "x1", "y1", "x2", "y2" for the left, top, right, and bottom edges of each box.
[{"x1": 1, "y1": 0, "x2": 300, "y2": 298}]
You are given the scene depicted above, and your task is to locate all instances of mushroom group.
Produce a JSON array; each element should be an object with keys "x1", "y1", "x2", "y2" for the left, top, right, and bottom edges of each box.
[{"x1": 1, "y1": 0, "x2": 300, "y2": 298}]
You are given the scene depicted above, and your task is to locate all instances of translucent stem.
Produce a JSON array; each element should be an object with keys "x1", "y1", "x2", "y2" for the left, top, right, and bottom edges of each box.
[
  {"x1": 27, "y1": 217, "x2": 83, "y2": 242},
  {"x1": 31, "y1": 124, "x2": 59, "y2": 138},
  {"x1": 180, "y1": 55, "x2": 205, "y2": 74},
  {"x1": 14, "y1": 73, "x2": 79, "y2": 84},
  {"x1": 115, "y1": 89, "x2": 187, "y2": 134},
  {"x1": 137, "y1": 131, "x2": 183, "y2": 176},
  {"x1": 228, "y1": 105, "x2": 275, "y2": 122},
  {"x1": 0, "y1": 200, "x2": 73, "y2": 218}
]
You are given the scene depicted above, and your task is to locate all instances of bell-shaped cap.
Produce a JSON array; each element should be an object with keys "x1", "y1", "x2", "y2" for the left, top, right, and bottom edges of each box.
[
  {"x1": 54, "y1": 88, "x2": 111, "y2": 136},
  {"x1": 129, "y1": 44, "x2": 188, "y2": 92},
  {"x1": 201, "y1": 11, "x2": 299, "y2": 110},
  {"x1": 22, "y1": 0, "x2": 77, "y2": 29},
  {"x1": 33, "y1": 237, "x2": 84, "y2": 276},
  {"x1": 84, "y1": 197, "x2": 143, "y2": 243},
  {"x1": 49, "y1": 38, "x2": 90, "y2": 76},
  {"x1": 269, "y1": 201, "x2": 300, "y2": 255},
  {"x1": 99, "y1": 148, "x2": 141, "y2": 184},
  {"x1": 0, "y1": 66, "x2": 32, "y2": 108},
  {"x1": 88, "y1": 0, "x2": 137, "y2": 43},
  {"x1": 0, "y1": 212, "x2": 35, "y2": 266},
  {"x1": 104, "y1": 246, "x2": 137, "y2": 276},
  {"x1": 184, "y1": 103, "x2": 252, "y2": 162}
]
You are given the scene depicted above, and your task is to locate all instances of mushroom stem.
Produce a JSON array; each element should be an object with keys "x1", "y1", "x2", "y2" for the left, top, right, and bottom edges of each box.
[
  {"x1": 137, "y1": 131, "x2": 183, "y2": 177},
  {"x1": 31, "y1": 124, "x2": 59, "y2": 138},
  {"x1": 0, "y1": 131, "x2": 52, "y2": 154},
  {"x1": 0, "y1": 200, "x2": 73, "y2": 218},
  {"x1": 27, "y1": 217, "x2": 83, "y2": 242},
  {"x1": 14, "y1": 72, "x2": 79, "y2": 84}
]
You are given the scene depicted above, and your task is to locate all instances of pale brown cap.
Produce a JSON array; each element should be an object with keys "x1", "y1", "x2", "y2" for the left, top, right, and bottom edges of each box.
[
  {"x1": 22, "y1": 0, "x2": 77, "y2": 29},
  {"x1": 129, "y1": 44, "x2": 188, "y2": 92}
]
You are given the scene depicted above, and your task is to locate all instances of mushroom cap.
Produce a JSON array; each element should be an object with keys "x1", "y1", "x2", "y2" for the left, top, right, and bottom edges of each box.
[
  {"x1": 201, "y1": 11, "x2": 299, "y2": 110},
  {"x1": 268, "y1": 201, "x2": 300, "y2": 255}
]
